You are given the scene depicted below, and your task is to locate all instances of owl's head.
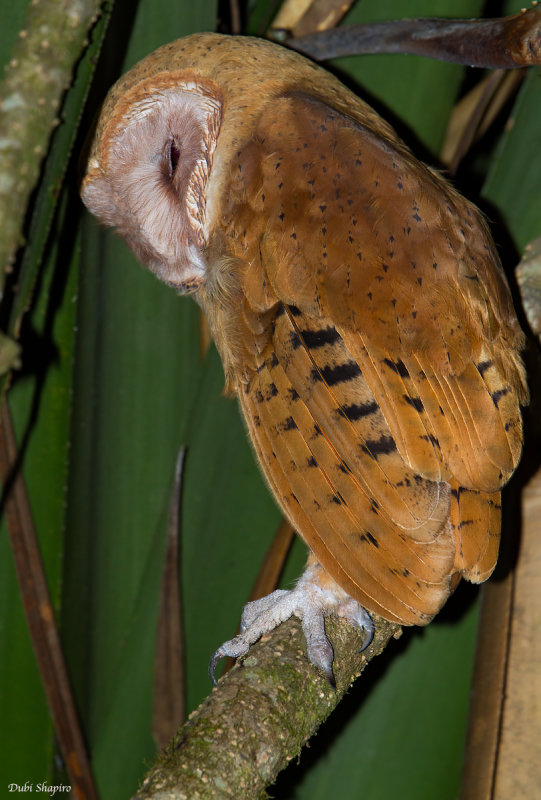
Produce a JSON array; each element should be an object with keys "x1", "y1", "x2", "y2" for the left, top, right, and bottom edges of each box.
[
  {"x1": 80, "y1": 33, "x2": 364, "y2": 293},
  {"x1": 81, "y1": 66, "x2": 223, "y2": 292}
]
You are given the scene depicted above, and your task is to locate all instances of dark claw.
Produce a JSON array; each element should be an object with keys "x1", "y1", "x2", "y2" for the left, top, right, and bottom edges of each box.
[
  {"x1": 307, "y1": 634, "x2": 336, "y2": 687},
  {"x1": 208, "y1": 647, "x2": 225, "y2": 686},
  {"x1": 357, "y1": 616, "x2": 375, "y2": 653}
]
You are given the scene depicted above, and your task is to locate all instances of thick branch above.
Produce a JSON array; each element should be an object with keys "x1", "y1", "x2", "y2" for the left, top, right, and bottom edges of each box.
[
  {"x1": 133, "y1": 615, "x2": 401, "y2": 800},
  {"x1": 289, "y1": 8, "x2": 541, "y2": 67}
]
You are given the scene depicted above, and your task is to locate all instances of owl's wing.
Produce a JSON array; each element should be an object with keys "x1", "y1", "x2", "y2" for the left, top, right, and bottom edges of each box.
[{"x1": 220, "y1": 93, "x2": 526, "y2": 623}]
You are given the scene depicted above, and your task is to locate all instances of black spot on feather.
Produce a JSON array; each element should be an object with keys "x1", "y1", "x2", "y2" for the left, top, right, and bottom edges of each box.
[
  {"x1": 360, "y1": 531, "x2": 379, "y2": 547},
  {"x1": 361, "y1": 434, "x2": 397, "y2": 458},
  {"x1": 477, "y1": 361, "x2": 493, "y2": 375},
  {"x1": 403, "y1": 395, "x2": 424, "y2": 412},
  {"x1": 492, "y1": 387, "x2": 509, "y2": 408},
  {"x1": 317, "y1": 361, "x2": 362, "y2": 385},
  {"x1": 340, "y1": 400, "x2": 379, "y2": 420},
  {"x1": 295, "y1": 325, "x2": 341, "y2": 349},
  {"x1": 331, "y1": 492, "x2": 346, "y2": 505},
  {"x1": 281, "y1": 416, "x2": 298, "y2": 431},
  {"x1": 421, "y1": 434, "x2": 440, "y2": 449},
  {"x1": 383, "y1": 358, "x2": 409, "y2": 377},
  {"x1": 289, "y1": 330, "x2": 302, "y2": 349}
]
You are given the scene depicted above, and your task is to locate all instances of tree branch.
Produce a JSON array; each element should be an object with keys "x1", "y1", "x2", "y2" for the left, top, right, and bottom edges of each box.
[
  {"x1": 0, "y1": 0, "x2": 106, "y2": 289},
  {"x1": 288, "y1": 7, "x2": 541, "y2": 67},
  {"x1": 132, "y1": 615, "x2": 401, "y2": 800}
]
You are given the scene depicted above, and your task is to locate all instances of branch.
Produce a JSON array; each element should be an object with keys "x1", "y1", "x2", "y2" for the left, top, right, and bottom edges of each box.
[
  {"x1": 0, "y1": 0, "x2": 106, "y2": 290},
  {"x1": 516, "y1": 236, "x2": 541, "y2": 340},
  {"x1": 288, "y1": 7, "x2": 541, "y2": 67},
  {"x1": 132, "y1": 615, "x2": 401, "y2": 800}
]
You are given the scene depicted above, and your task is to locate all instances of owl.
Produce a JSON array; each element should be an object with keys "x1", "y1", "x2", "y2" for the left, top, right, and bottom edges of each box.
[{"x1": 81, "y1": 33, "x2": 527, "y2": 683}]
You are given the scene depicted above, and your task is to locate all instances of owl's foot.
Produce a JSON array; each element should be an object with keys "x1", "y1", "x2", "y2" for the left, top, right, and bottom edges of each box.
[{"x1": 209, "y1": 562, "x2": 374, "y2": 685}]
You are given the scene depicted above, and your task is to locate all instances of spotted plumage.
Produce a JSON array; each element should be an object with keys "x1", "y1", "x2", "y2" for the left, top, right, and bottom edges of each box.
[{"x1": 80, "y1": 33, "x2": 527, "y2": 676}]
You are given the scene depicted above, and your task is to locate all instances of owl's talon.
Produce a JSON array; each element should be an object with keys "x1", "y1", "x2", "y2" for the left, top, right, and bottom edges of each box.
[
  {"x1": 209, "y1": 563, "x2": 374, "y2": 684},
  {"x1": 208, "y1": 648, "x2": 224, "y2": 686},
  {"x1": 357, "y1": 620, "x2": 374, "y2": 652},
  {"x1": 208, "y1": 631, "x2": 254, "y2": 685},
  {"x1": 304, "y1": 627, "x2": 336, "y2": 686},
  {"x1": 336, "y1": 599, "x2": 375, "y2": 652}
]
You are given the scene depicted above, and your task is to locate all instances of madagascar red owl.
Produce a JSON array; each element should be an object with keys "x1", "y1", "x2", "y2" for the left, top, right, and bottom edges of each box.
[{"x1": 81, "y1": 33, "x2": 527, "y2": 682}]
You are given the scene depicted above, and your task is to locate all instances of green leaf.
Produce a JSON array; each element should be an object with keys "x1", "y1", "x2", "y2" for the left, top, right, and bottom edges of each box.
[
  {"x1": 334, "y1": 0, "x2": 486, "y2": 154},
  {"x1": 481, "y1": 67, "x2": 541, "y2": 251},
  {"x1": 0, "y1": 182, "x2": 79, "y2": 791},
  {"x1": 0, "y1": 3, "x2": 110, "y2": 791}
]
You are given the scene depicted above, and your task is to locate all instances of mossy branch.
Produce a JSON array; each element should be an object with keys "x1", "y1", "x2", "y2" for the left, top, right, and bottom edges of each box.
[
  {"x1": 133, "y1": 615, "x2": 401, "y2": 800},
  {"x1": 0, "y1": 0, "x2": 105, "y2": 289}
]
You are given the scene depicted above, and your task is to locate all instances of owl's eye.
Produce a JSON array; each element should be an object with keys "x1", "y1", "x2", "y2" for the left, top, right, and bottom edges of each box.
[{"x1": 167, "y1": 136, "x2": 181, "y2": 177}]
